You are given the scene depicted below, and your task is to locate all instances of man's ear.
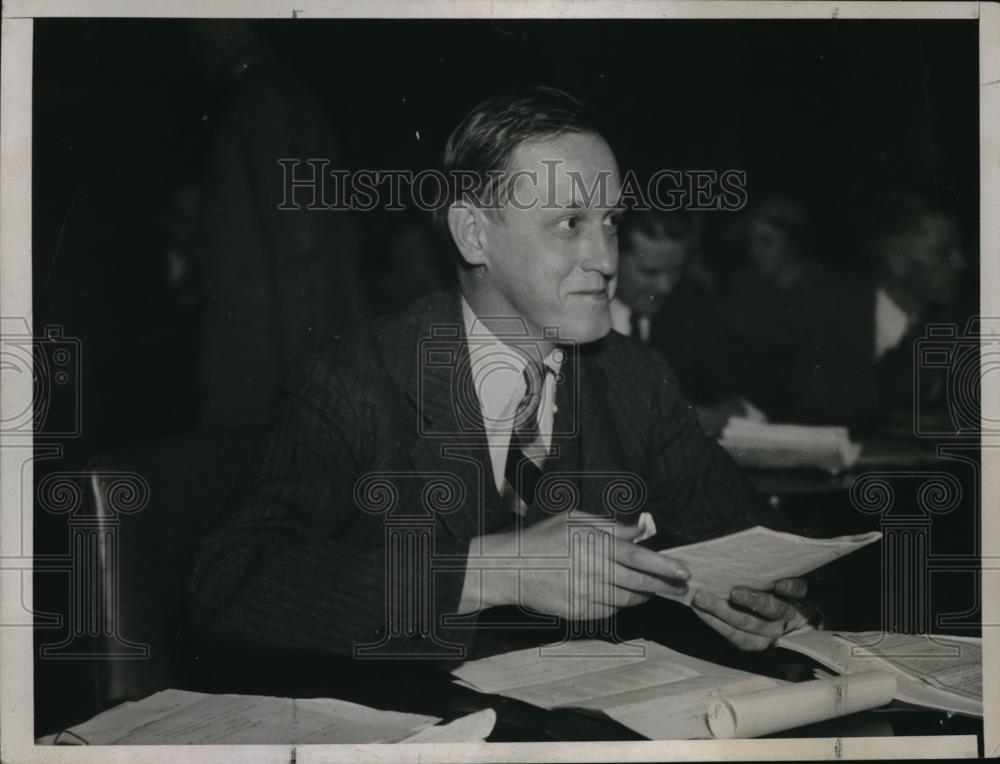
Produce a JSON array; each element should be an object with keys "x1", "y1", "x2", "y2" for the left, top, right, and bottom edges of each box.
[{"x1": 447, "y1": 202, "x2": 490, "y2": 268}]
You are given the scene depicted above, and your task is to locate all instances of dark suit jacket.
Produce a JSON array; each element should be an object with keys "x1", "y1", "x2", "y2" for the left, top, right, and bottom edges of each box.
[
  {"x1": 187, "y1": 289, "x2": 773, "y2": 662},
  {"x1": 647, "y1": 282, "x2": 755, "y2": 405},
  {"x1": 763, "y1": 274, "x2": 964, "y2": 430}
]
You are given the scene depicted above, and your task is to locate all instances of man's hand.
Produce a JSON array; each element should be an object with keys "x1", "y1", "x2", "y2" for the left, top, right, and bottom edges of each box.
[
  {"x1": 691, "y1": 578, "x2": 812, "y2": 652},
  {"x1": 460, "y1": 512, "x2": 690, "y2": 620}
]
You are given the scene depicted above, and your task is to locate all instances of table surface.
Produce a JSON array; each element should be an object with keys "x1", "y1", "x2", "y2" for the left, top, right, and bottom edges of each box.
[
  {"x1": 40, "y1": 432, "x2": 983, "y2": 746},
  {"x1": 745, "y1": 434, "x2": 948, "y2": 498},
  {"x1": 164, "y1": 600, "x2": 982, "y2": 746}
]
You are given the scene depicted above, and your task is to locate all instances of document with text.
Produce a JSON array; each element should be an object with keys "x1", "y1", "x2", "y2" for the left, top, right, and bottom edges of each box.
[
  {"x1": 657, "y1": 525, "x2": 882, "y2": 605},
  {"x1": 452, "y1": 639, "x2": 896, "y2": 739},
  {"x1": 453, "y1": 639, "x2": 782, "y2": 738},
  {"x1": 776, "y1": 629, "x2": 982, "y2": 717},
  {"x1": 36, "y1": 689, "x2": 495, "y2": 745}
]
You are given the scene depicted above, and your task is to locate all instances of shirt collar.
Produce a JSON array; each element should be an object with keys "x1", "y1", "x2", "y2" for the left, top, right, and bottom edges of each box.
[
  {"x1": 461, "y1": 295, "x2": 564, "y2": 426},
  {"x1": 609, "y1": 297, "x2": 631, "y2": 336},
  {"x1": 874, "y1": 287, "x2": 912, "y2": 359}
]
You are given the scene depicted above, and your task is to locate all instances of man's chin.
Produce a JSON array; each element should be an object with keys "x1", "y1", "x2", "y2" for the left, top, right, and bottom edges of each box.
[
  {"x1": 561, "y1": 316, "x2": 612, "y2": 346},
  {"x1": 640, "y1": 298, "x2": 666, "y2": 314}
]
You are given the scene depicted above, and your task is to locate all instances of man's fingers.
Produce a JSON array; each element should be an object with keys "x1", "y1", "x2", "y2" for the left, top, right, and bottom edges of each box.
[
  {"x1": 731, "y1": 587, "x2": 793, "y2": 621},
  {"x1": 694, "y1": 590, "x2": 759, "y2": 632},
  {"x1": 612, "y1": 520, "x2": 645, "y2": 542},
  {"x1": 610, "y1": 588, "x2": 650, "y2": 609},
  {"x1": 569, "y1": 601, "x2": 617, "y2": 621},
  {"x1": 693, "y1": 590, "x2": 786, "y2": 638},
  {"x1": 613, "y1": 566, "x2": 673, "y2": 593},
  {"x1": 693, "y1": 608, "x2": 772, "y2": 652},
  {"x1": 610, "y1": 563, "x2": 688, "y2": 597},
  {"x1": 614, "y1": 539, "x2": 690, "y2": 582},
  {"x1": 774, "y1": 578, "x2": 808, "y2": 599}
]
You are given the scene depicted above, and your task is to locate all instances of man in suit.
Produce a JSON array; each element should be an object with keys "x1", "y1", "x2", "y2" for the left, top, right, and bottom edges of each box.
[
  {"x1": 187, "y1": 87, "x2": 811, "y2": 664},
  {"x1": 766, "y1": 193, "x2": 970, "y2": 431},
  {"x1": 609, "y1": 209, "x2": 756, "y2": 435}
]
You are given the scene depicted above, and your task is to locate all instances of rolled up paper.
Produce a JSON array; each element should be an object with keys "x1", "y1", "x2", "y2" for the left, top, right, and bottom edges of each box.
[{"x1": 706, "y1": 671, "x2": 897, "y2": 739}]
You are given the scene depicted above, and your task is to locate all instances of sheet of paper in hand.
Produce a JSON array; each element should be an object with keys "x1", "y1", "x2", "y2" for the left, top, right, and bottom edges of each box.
[{"x1": 657, "y1": 526, "x2": 882, "y2": 605}]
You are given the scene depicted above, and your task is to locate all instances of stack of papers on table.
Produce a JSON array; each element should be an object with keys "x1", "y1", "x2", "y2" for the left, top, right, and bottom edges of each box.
[
  {"x1": 453, "y1": 639, "x2": 784, "y2": 739},
  {"x1": 777, "y1": 629, "x2": 982, "y2": 717},
  {"x1": 719, "y1": 417, "x2": 863, "y2": 474},
  {"x1": 37, "y1": 689, "x2": 496, "y2": 745},
  {"x1": 453, "y1": 639, "x2": 896, "y2": 739}
]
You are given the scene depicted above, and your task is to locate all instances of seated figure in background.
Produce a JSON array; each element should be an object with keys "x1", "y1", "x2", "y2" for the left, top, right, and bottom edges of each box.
[
  {"x1": 609, "y1": 209, "x2": 758, "y2": 435},
  {"x1": 770, "y1": 192, "x2": 970, "y2": 431},
  {"x1": 715, "y1": 195, "x2": 833, "y2": 417}
]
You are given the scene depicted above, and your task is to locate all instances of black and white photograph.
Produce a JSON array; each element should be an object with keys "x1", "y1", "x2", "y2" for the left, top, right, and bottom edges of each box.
[{"x1": 1, "y1": 1, "x2": 997, "y2": 760}]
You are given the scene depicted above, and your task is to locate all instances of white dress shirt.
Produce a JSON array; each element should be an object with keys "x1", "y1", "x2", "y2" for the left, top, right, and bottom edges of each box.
[
  {"x1": 461, "y1": 297, "x2": 564, "y2": 494},
  {"x1": 609, "y1": 297, "x2": 651, "y2": 342},
  {"x1": 874, "y1": 288, "x2": 910, "y2": 361}
]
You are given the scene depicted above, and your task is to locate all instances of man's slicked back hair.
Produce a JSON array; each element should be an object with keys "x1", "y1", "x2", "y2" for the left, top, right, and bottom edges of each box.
[
  {"x1": 619, "y1": 209, "x2": 699, "y2": 256},
  {"x1": 433, "y1": 86, "x2": 603, "y2": 237}
]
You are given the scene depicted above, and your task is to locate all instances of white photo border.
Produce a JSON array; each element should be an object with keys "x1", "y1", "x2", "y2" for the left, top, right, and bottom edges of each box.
[{"x1": 1, "y1": 1, "x2": 994, "y2": 761}]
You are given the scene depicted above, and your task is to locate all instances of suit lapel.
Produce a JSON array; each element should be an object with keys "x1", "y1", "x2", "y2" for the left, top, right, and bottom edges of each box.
[
  {"x1": 403, "y1": 290, "x2": 502, "y2": 540},
  {"x1": 576, "y1": 345, "x2": 633, "y2": 522},
  {"x1": 396, "y1": 293, "x2": 635, "y2": 536}
]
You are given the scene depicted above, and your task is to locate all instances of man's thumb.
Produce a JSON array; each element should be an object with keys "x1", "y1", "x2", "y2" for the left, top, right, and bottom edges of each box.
[{"x1": 614, "y1": 520, "x2": 645, "y2": 541}]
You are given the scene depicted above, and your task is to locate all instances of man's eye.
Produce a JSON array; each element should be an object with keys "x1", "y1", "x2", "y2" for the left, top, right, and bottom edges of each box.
[{"x1": 556, "y1": 216, "x2": 580, "y2": 232}]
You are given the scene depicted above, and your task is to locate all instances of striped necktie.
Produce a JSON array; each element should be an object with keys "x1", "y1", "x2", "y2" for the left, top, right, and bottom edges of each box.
[{"x1": 503, "y1": 363, "x2": 551, "y2": 512}]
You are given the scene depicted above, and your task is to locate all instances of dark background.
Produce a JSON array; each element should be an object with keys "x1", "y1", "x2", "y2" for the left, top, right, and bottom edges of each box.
[
  {"x1": 32, "y1": 19, "x2": 979, "y2": 463},
  {"x1": 30, "y1": 18, "x2": 979, "y2": 736}
]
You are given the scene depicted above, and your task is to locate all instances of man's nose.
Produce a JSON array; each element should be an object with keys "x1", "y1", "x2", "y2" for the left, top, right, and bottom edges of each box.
[
  {"x1": 580, "y1": 228, "x2": 617, "y2": 277},
  {"x1": 655, "y1": 273, "x2": 679, "y2": 295}
]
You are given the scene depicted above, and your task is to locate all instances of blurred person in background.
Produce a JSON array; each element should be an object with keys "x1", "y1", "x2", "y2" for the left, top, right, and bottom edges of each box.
[
  {"x1": 772, "y1": 192, "x2": 970, "y2": 431},
  {"x1": 610, "y1": 209, "x2": 760, "y2": 435},
  {"x1": 364, "y1": 218, "x2": 456, "y2": 317},
  {"x1": 719, "y1": 196, "x2": 827, "y2": 351},
  {"x1": 190, "y1": 21, "x2": 366, "y2": 430},
  {"x1": 716, "y1": 195, "x2": 833, "y2": 417}
]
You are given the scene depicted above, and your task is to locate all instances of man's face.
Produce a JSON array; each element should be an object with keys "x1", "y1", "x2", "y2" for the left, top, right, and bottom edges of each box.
[
  {"x1": 888, "y1": 214, "x2": 967, "y2": 307},
  {"x1": 478, "y1": 132, "x2": 622, "y2": 345},
  {"x1": 748, "y1": 221, "x2": 796, "y2": 280},
  {"x1": 616, "y1": 229, "x2": 691, "y2": 315}
]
